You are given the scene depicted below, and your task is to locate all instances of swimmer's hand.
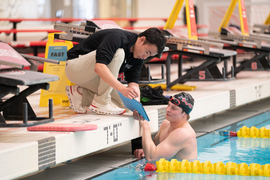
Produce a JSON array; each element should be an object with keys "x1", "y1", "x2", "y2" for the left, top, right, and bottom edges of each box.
[
  {"x1": 133, "y1": 110, "x2": 145, "y2": 121},
  {"x1": 133, "y1": 149, "x2": 145, "y2": 159},
  {"x1": 134, "y1": 110, "x2": 149, "y2": 131}
]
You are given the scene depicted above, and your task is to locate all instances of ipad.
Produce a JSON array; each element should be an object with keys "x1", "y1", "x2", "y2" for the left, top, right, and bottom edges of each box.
[{"x1": 118, "y1": 91, "x2": 150, "y2": 121}]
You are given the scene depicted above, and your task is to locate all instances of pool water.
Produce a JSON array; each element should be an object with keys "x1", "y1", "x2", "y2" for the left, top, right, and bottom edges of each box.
[
  {"x1": 91, "y1": 111, "x2": 270, "y2": 180},
  {"x1": 197, "y1": 111, "x2": 270, "y2": 165}
]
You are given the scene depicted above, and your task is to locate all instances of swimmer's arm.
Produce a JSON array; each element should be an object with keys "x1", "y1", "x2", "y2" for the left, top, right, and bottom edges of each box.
[
  {"x1": 153, "y1": 132, "x2": 160, "y2": 145},
  {"x1": 95, "y1": 63, "x2": 138, "y2": 99},
  {"x1": 153, "y1": 120, "x2": 168, "y2": 145},
  {"x1": 141, "y1": 123, "x2": 188, "y2": 162},
  {"x1": 153, "y1": 129, "x2": 189, "y2": 160},
  {"x1": 153, "y1": 120, "x2": 169, "y2": 145},
  {"x1": 140, "y1": 120, "x2": 156, "y2": 161}
]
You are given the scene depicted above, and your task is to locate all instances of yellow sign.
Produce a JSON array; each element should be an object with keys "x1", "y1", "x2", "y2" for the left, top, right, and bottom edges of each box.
[{"x1": 39, "y1": 33, "x2": 73, "y2": 107}]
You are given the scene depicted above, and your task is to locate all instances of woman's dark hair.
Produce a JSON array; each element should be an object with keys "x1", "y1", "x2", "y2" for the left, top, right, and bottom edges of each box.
[{"x1": 138, "y1": 28, "x2": 167, "y2": 57}]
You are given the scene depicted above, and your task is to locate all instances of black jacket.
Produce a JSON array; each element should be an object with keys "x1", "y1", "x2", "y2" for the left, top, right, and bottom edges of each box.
[{"x1": 67, "y1": 29, "x2": 143, "y2": 83}]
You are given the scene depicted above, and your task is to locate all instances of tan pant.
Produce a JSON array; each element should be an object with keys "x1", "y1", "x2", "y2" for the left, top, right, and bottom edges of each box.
[{"x1": 65, "y1": 49, "x2": 125, "y2": 108}]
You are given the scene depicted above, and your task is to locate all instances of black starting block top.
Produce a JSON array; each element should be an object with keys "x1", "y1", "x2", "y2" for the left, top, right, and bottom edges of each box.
[
  {"x1": 180, "y1": 46, "x2": 237, "y2": 57},
  {"x1": 163, "y1": 28, "x2": 237, "y2": 58},
  {"x1": 208, "y1": 32, "x2": 270, "y2": 52},
  {"x1": 0, "y1": 69, "x2": 59, "y2": 86},
  {"x1": 207, "y1": 47, "x2": 237, "y2": 57},
  {"x1": 166, "y1": 42, "x2": 237, "y2": 58},
  {"x1": 0, "y1": 42, "x2": 59, "y2": 86}
]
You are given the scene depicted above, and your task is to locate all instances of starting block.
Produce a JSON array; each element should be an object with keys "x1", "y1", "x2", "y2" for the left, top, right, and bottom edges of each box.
[
  {"x1": 155, "y1": 0, "x2": 236, "y2": 90},
  {"x1": 206, "y1": 0, "x2": 270, "y2": 77},
  {"x1": 163, "y1": 36, "x2": 236, "y2": 89},
  {"x1": 0, "y1": 42, "x2": 59, "y2": 127},
  {"x1": 161, "y1": 0, "x2": 237, "y2": 89}
]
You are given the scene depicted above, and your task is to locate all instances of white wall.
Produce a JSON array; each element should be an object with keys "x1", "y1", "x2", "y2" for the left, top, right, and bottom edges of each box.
[
  {"x1": 0, "y1": 0, "x2": 269, "y2": 33},
  {"x1": 196, "y1": 0, "x2": 270, "y2": 33},
  {"x1": 0, "y1": 0, "x2": 36, "y2": 25},
  {"x1": 135, "y1": 0, "x2": 187, "y2": 28}
]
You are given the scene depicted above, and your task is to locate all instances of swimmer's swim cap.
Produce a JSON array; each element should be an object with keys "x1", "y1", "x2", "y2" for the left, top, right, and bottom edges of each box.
[{"x1": 169, "y1": 92, "x2": 194, "y2": 114}]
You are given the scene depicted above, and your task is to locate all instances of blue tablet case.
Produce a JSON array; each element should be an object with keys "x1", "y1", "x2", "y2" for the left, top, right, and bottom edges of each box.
[{"x1": 117, "y1": 91, "x2": 150, "y2": 121}]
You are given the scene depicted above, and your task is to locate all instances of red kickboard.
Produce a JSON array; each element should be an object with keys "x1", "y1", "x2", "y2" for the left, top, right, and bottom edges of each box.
[{"x1": 27, "y1": 123, "x2": 98, "y2": 132}]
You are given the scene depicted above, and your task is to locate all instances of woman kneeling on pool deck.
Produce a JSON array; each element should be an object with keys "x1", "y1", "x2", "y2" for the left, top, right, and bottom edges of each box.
[{"x1": 133, "y1": 92, "x2": 197, "y2": 162}]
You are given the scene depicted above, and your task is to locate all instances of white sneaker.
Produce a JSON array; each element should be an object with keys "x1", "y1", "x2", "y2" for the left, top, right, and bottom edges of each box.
[
  {"x1": 66, "y1": 85, "x2": 87, "y2": 114},
  {"x1": 89, "y1": 100, "x2": 126, "y2": 115}
]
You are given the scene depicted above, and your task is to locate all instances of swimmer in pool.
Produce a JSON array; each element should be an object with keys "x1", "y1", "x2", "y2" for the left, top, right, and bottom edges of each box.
[{"x1": 133, "y1": 92, "x2": 197, "y2": 162}]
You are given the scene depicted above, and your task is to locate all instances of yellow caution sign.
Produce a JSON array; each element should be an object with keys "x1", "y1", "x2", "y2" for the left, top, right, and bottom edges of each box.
[{"x1": 39, "y1": 33, "x2": 74, "y2": 107}]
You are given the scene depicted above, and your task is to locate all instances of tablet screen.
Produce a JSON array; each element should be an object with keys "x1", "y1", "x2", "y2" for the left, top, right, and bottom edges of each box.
[{"x1": 117, "y1": 91, "x2": 150, "y2": 121}]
